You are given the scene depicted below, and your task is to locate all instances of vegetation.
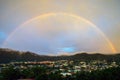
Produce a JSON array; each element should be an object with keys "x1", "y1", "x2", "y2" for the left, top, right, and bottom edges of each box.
[
  {"x1": 0, "y1": 48, "x2": 120, "y2": 80},
  {"x1": 0, "y1": 65, "x2": 120, "y2": 80}
]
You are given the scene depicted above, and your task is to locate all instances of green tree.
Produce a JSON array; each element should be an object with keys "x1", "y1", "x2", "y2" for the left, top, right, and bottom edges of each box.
[{"x1": 1, "y1": 65, "x2": 20, "y2": 80}]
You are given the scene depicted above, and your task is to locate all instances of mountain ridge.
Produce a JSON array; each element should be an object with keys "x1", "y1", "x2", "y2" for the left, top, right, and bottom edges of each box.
[{"x1": 0, "y1": 48, "x2": 120, "y2": 63}]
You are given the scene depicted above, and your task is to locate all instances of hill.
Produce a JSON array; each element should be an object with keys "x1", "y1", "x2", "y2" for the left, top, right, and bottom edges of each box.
[{"x1": 0, "y1": 48, "x2": 120, "y2": 63}]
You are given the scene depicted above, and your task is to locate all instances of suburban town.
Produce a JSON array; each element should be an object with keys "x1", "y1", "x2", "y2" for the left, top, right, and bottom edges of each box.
[{"x1": 0, "y1": 60, "x2": 119, "y2": 77}]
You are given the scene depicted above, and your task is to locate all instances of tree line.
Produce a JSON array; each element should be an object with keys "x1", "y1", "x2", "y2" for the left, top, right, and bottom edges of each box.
[{"x1": 0, "y1": 65, "x2": 120, "y2": 80}]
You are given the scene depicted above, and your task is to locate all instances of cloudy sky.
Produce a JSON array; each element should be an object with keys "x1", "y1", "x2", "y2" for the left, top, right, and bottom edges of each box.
[{"x1": 0, "y1": 0, "x2": 120, "y2": 55}]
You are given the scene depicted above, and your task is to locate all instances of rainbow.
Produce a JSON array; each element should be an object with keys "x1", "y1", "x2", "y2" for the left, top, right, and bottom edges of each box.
[{"x1": 3, "y1": 12, "x2": 117, "y2": 53}]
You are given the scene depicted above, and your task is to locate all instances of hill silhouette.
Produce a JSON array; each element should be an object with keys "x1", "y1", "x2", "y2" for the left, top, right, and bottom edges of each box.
[{"x1": 0, "y1": 48, "x2": 120, "y2": 63}]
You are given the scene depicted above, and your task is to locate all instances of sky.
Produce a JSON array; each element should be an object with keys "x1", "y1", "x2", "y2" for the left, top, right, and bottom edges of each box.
[{"x1": 0, "y1": 0, "x2": 120, "y2": 55}]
